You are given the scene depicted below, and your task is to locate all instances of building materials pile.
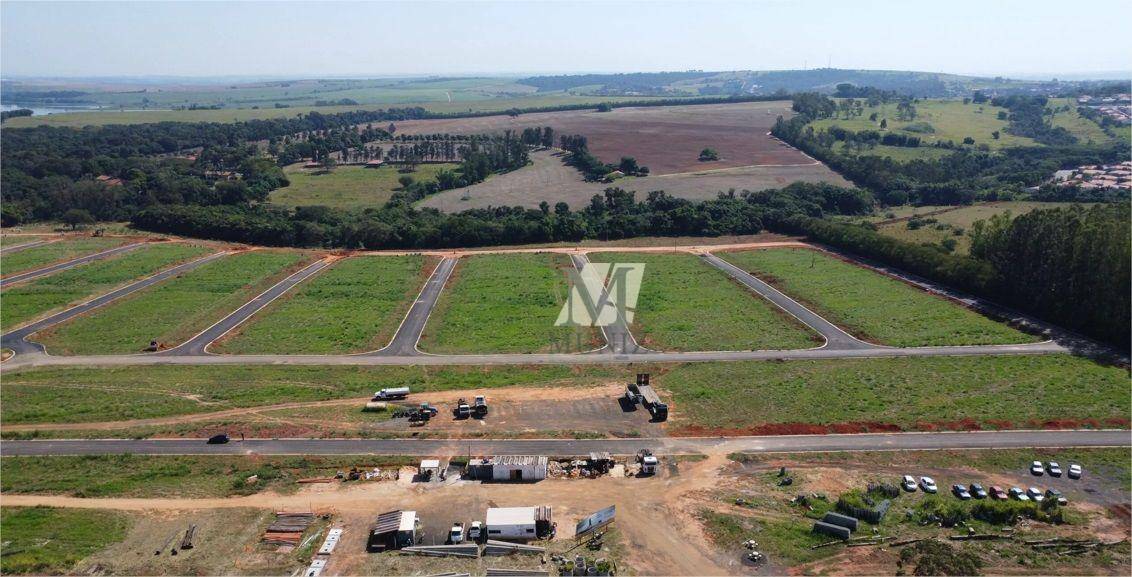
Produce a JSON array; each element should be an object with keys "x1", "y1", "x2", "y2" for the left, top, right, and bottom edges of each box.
[
  {"x1": 400, "y1": 543, "x2": 480, "y2": 558},
  {"x1": 263, "y1": 512, "x2": 315, "y2": 546},
  {"x1": 483, "y1": 539, "x2": 546, "y2": 556}
]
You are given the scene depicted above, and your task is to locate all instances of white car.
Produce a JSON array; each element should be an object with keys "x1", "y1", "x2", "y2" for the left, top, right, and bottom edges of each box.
[
  {"x1": 919, "y1": 476, "x2": 938, "y2": 493},
  {"x1": 1047, "y1": 462, "x2": 1062, "y2": 477},
  {"x1": 468, "y1": 521, "x2": 482, "y2": 542},
  {"x1": 448, "y1": 522, "x2": 464, "y2": 544},
  {"x1": 901, "y1": 475, "x2": 917, "y2": 492},
  {"x1": 1027, "y1": 487, "x2": 1045, "y2": 502},
  {"x1": 1068, "y1": 464, "x2": 1083, "y2": 479},
  {"x1": 1030, "y1": 461, "x2": 1044, "y2": 476}
]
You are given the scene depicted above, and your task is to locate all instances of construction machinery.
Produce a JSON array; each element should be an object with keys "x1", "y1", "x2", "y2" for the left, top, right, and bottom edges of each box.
[
  {"x1": 636, "y1": 449, "x2": 658, "y2": 475},
  {"x1": 624, "y1": 373, "x2": 668, "y2": 421},
  {"x1": 453, "y1": 398, "x2": 471, "y2": 419},
  {"x1": 473, "y1": 395, "x2": 489, "y2": 417}
]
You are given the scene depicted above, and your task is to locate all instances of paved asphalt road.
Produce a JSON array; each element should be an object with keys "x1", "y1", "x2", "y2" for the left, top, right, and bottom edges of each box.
[
  {"x1": 701, "y1": 253, "x2": 874, "y2": 350},
  {"x1": 570, "y1": 253, "x2": 649, "y2": 355},
  {"x1": 0, "y1": 238, "x2": 55, "y2": 255},
  {"x1": 160, "y1": 258, "x2": 333, "y2": 355},
  {"x1": 0, "y1": 241, "x2": 148, "y2": 288},
  {"x1": 372, "y1": 257, "x2": 457, "y2": 356},
  {"x1": 1, "y1": 251, "x2": 230, "y2": 355},
  {"x1": 3, "y1": 430, "x2": 1127, "y2": 457}
]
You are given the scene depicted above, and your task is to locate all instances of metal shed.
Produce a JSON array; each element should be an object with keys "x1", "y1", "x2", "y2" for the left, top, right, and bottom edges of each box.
[{"x1": 367, "y1": 510, "x2": 419, "y2": 552}]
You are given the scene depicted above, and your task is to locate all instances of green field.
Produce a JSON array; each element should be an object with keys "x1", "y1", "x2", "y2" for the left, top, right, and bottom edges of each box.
[
  {"x1": 587, "y1": 252, "x2": 818, "y2": 351},
  {"x1": 657, "y1": 354, "x2": 1128, "y2": 433},
  {"x1": 419, "y1": 253, "x2": 599, "y2": 354},
  {"x1": 721, "y1": 248, "x2": 1036, "y2": 346},
  {"x1": 1047, "y1": 97, "x2": 1123, "y2": 144},
  {"x1": 0, "y1": 243, "x2": 211, "y2": 331},
  {"x1": 1, "y1": 355, "x2": 1125, "y2": 434},
  {"x1": 0, "y1": 507, "x2": 130, "y2": 575},
  {"x1": 0, "y1": 364, "x2": 618, "y2": 425},
  {"x1": 34, "y1": 250, "x2": 306, "y2": 355},
  {"x1": 834, "y1": 141, "x2": 954, "y2": 162},
  {"x1": 269, "y1": 163, "x2": 459, "y2": 209},
  {"x1": 215, "y1": 255, "x2": 428, "y2": 354},
  {"x1": 0, "y1": 236, "x2": 128, "y2": 277},
  {"x1": 873, "y1": 201, "x2": 1099, "y2": 254},
  {"x1": 0, "y1": 455, "x2": 416, "y2": 498},
  {"x1": 809, "y1": 99, "x2": 1035, "y2": 158}
]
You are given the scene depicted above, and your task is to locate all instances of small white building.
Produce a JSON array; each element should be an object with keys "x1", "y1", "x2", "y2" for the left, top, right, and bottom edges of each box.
[
  {"x1": 485, "y1": 506, "x2": 553, "y2": 540},
  {"x1": 491, "y1": 455, "x2": 548, "y2": 481}
]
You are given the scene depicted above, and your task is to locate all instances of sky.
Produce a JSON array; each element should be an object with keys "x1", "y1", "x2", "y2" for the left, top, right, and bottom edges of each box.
[{"x1": 2, "y1": 0, "x2": 1130, "y2": 79}]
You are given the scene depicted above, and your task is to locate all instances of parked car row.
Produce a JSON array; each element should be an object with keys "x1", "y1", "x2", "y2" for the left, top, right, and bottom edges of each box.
[
  {"x1": 902, "y1": 475, "x2": 1070, "y2": 505},
  {"x1": 1031, "y1": 460, "x2": 1083, "y2": 479}
]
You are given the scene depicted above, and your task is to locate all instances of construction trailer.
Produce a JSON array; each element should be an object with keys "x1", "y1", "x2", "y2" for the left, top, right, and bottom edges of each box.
[
  {"x1": 468, "y1": 456, "x2": 548, "y2": 481},
  {"x1": 367, "y1": 510, "x2": 419, "y2": 552},
  {"x1": 418, "y1": 459, "x2": 442, "y2": 480},
  {"x1": 485, "y1": 506, "x2": 554, "y2": 541}
]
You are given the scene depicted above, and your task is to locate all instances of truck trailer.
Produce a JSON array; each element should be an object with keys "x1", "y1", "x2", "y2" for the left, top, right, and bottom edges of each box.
[{"x1": 625, "y1": 374, "x2": 668, "y2": 421}]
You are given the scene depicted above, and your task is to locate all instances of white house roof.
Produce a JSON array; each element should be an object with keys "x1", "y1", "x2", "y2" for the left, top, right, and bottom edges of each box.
[
  {"x1": 399, "y1": 511, "x2": 417, "y2": 532},
  {"x1": 420, "y1": 459, "x2": 440, "y2": 469},
  {"x1": 486, "y1": 507, "x2": 536, "y2": 526}
]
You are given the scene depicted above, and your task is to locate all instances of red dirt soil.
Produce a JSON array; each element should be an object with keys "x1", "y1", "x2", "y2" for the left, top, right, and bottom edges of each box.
[{"x1": 386, "y1": 101, "x2": 812, "y2": 175}]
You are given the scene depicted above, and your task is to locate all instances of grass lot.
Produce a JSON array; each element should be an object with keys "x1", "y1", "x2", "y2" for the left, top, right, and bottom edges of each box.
[
  {"x1": 1047, "y1": 97, "x2": 1122, "y2": 144},
  {"x1": 0, "y1": 364, "x2": 619, "y2": 425},
  {"x1": 269, "y1": 163, "x2": 458, "y2": 209},
  {"x1": 0, "y1": 455, "x2": 416, "y2": 498},
  {"x1": 0, "y1": 236, "x2": 128, "y2": 277},
  {"x1": 419, "y1": 253, "x2": 600, "y2": 354},
  {"x1": 34, "y1": 250, "x2": 306, "y2": 355},
  {"x1": 215, "y1": 255, "x2": 428, "y2": 354},
  {"x1": 657, "y1": 355, "x2": 1128, "y2": 433},
  {"x1": 809, "y1": 99, "x2": 1035, "y2": 157},
  {"x1": 587, "y1": 252, "x2": 818, "y2": 351},
  {"x1": 0, "y1": 507, "x2": 130, "y2": 575},
  {"x1": 834, "y1": 142, "x2": 954, "y2": 162},
  {"x1": 874, "y1": 201, "x2": 1099, "y2": 254},
  {"x1": 0, "y1": 243, "x2": 211, "y2": 331},
  {"x1": 0, "y1": 235, "x2": 52, "y2": 249},
  {"x1": 720, "y1": 248, "x2": 1036, "y2": 346}
]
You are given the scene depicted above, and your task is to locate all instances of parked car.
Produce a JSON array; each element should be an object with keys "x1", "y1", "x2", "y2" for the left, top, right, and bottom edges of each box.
[
  {"x1": 468, "y1": 521, "x2": 482, "y2": 542},
  {"x1": 448, "y1": 522, "x2": 465, "y2": 544},
  {"x1": 989, "y1": 486, "x2": 1008, "y2": 500},
  {"x1": 1068, "y1": 464, "x2": 1083, "y2": 479},
  {"x1": 919, "y1": 476, "x2": 938, "y2": 493},
  {"x1": 951, "y1": 484, "x2": 972, "y2": 500},
  {"x1": 901, "y1": 475, "x2": 918, "y2": 492},
  {"x1": 1047, "y1": 462, "x2": 1062, "y2": 477},
  {"x1": 968, "y1": 483, "x2": 988, "y2": 499},
  {"x1": 1045, "y1": 489, "x2": 1068, "y2": 506},
  {"x1": 1030, "y1": 461, "x2": 1044, "y2": 476},
  {"x1": 1009, "y1": 487, "x2": 1030, "y2": 501},
  {"x1": 1027, "y1": 487, "x2": 1045, "y2": 502},
  {"x1": 206, "y1": 433, "x2": 230, "y2": 444}
]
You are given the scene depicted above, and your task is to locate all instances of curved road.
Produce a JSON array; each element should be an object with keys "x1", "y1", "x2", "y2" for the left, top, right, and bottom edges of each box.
[
  {"x1": 3, "y1": 430, "x2": 1127, "y2": 457},
  {"x1": 0, "y1": 240, "x2": 149, "y2": 288}
]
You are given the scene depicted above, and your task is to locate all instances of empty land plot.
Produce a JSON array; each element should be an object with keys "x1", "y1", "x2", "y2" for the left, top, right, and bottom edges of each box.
[
  {"x1": 0, "y1": 507, "x2": 131, "y2": 575},
  {"x1": 0, "y1": 236, "x2": 129, "y2": 277},
  {"x1": 269, "y1": 163, "x2": 458, "y2": 209},
  {"x1": 721, "y1": 248, "x2": 1037, "y2": 346},
  {"x1": 0, "y1": 364, "x2": 620, "y2": 426},
  {"x1": 420, "y1": 253, "x2": 600, "y2": 354},
  {"x1": 0, "y1": 243, "x2": 212, "y2": 332},
  {"x1": 419, "y1": 150, "x2": 848, "y2": 211},
  {"x1": 214, "y1": 255, "x2": 430, "y2": 354},
  {"x1": 657, "y1": 354, "x2": 1129, "y2": 434},
  {"x1": 587, "y1": 252, "x2": 819, "y2": 351},
  {"x1": 392, "y1": 101, "x2": 813, "y2": 174},
  {"x1": 33, "y1": 250, "x2": 306, "y2": 355}
]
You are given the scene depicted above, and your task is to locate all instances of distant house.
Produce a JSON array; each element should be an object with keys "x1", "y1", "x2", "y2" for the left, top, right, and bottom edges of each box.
[
  {"x1": 95, "y1": 175, "x2": 123, "y2": 187},
  {"x1": 364, "y1": 159, "x2": 384, "y2": 168}
]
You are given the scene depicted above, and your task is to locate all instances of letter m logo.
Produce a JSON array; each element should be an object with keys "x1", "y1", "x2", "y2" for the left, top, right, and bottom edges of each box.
[{"x1": 555, "y1": 262, "x2": 645, "y2": 327}]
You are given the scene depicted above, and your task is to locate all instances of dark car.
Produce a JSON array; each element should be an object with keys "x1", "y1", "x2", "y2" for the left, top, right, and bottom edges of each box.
[
  {"x1": 206, "y1": 433, "x2": 230, "y2": 444},
  {"x1": 968, "y1": 483, "x2": 988, "y2": 499},
  {"x1": 951, "y1": 484, "x2": 972, "y2": 500}
]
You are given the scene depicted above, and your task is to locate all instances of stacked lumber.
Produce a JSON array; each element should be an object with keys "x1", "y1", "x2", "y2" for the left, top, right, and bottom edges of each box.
[
  {"x1": 483, "y1": 540, "x2": 546, "y2": 556},
  {"x1": 263, "y1": 512, "x2": 315, "y2": 545},
  {"x1": 401, "y1": 543, "x2": 480, "y2": 558}
]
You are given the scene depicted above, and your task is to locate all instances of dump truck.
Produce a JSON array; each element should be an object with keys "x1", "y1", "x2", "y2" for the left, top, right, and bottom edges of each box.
[
  {"x1": 373, "y1": 387, "x2": 410, "y2": 400},
  {"x1": 472, "y1": 395, "x2": 489, "y2": 417},
  {"x1": 453, "y1": 398, "x2": 471, "y2": 419},
  {"x1": 625, "y1": 374, "x2": 668, "y2": 421},
  {"x1": 636, "y1": 449, "x2": 658, "y2": 476}
]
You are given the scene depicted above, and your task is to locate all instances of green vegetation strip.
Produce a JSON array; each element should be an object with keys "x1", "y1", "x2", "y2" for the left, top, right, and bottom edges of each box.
[
  {"x1": 270, "y1": 164, "x2": 459, "y2": 209},
  {"x1": 0, "y1": 455, "x2": 417, "y2": 498},
  {"x1": 216, "y1": 255, "x2": 427, "y2": 354},
  {"x1": 34, "y1": 250, "x2": 305, "y2": 355},
  {"x1": 657, "y1": 355, "x2": 1126, "y2": 432},
  {"x1": 0, "y1": 243, "x2": 211, "y2": 331},
  {"x1": 0, "y1": 364, "x2": 619, "y2": 425},
  {"x1": 420, "y1": 253, "x2": 598, "y2": 354},
  {"x1": 588, "y1": 252, "x2": 818, "y2": 351},
  {"x1": 0, "y1": 507, "x2": 130, "y2": 575},
  {"x1": 0, "y1": 236, "x2": 127, "y2": 277},
  {"x1": 721, "y1": 248, "x2": 1036, "y2": 346}
]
